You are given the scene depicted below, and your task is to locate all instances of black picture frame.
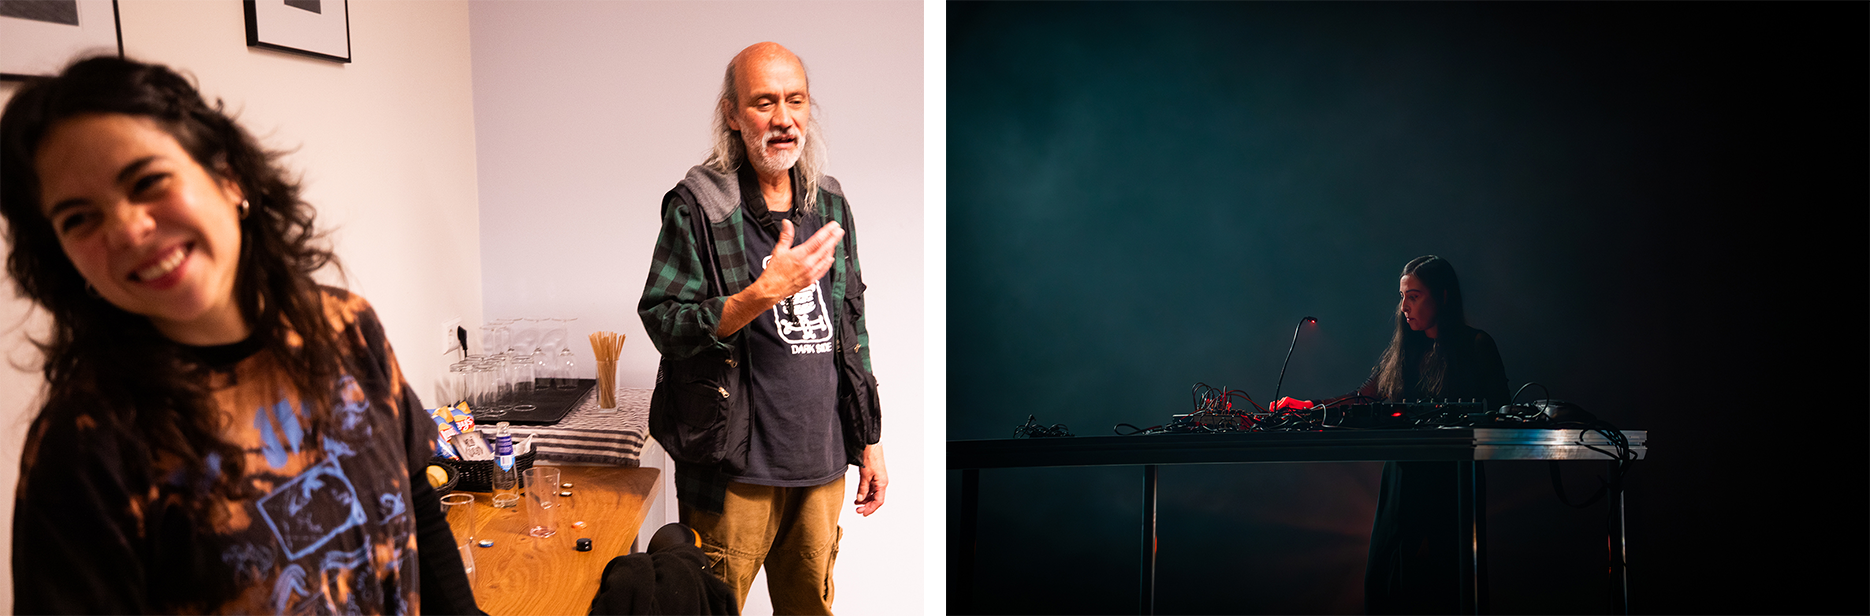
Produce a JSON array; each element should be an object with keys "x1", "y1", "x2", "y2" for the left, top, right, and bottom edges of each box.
[
  {"x1": 243, "y1": 0, "x2": 351, "y2": 64},
  {"x1": 0, "y1": 0, "x2": 124, "y2": 81}
]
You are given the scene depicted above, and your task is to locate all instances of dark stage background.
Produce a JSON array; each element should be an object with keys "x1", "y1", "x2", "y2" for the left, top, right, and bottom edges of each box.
[{"x1": 946, "y1": 3, "x2": 1867, "y2": 615}]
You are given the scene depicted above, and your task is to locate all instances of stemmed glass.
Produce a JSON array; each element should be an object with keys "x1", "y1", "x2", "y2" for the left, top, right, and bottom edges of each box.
[
  {"x1": 530, "y1": 347, "x2": 550, "y2": 391},
  {"x1": 558, "y1": 348, "x2": 577, "y2": 390},
  {"x1": 538, "y1": 319, "x2": 567, "y2": 384},
  {"x1": 555, "y1": 317, "x2": 580, "y2": 389},
  {"x1": 511, "y1": 319, "x2": 542, "y2": 358}
]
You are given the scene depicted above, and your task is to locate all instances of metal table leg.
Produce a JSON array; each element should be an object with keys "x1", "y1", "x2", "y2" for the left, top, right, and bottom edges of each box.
[
  {"x1": 1456, "y1": 461, "x2": 1481, "y2": 614},
  {"x1": 952, "y1": 469, "x2": 979, "y2": 614},
  {"x1": 1141, "y1": 465, "x2": 1158, "y2": 615},
  {"x1": 1609, "y1": 460, "x2": 1628, "y2": 615},
  {"x1": 1478, "y1": 461, "x2": 1490, "y2": 614}
]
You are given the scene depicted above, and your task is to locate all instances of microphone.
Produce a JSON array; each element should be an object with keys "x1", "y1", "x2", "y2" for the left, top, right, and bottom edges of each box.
[{"x1": 1273, "y1": 316, "x2": 1317, "y2": 406}]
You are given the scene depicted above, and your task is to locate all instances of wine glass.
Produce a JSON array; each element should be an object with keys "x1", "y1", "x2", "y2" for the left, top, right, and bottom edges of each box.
[{"x1": 557, "y1": 347, "x2": 578, "y2": 390}]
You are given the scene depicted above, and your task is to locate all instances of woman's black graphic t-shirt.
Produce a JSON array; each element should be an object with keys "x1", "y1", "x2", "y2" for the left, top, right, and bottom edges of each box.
[{"x1": 12, "y1": 289, "x2": 475, "y2": 614}]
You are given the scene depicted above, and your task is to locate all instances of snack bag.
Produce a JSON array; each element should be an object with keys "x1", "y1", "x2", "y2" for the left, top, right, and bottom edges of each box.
[{"x1": 431, "y1": 410, "x2": 463, "y2": 460}]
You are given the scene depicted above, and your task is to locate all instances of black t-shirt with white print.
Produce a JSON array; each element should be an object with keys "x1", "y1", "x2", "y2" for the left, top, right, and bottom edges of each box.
[{"x1": 728, "y1": 174, "x2": 844, "y2": 488}]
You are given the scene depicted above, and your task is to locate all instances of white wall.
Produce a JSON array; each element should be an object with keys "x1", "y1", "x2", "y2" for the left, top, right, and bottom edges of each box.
[
  {"x1": 468, "y1": 1, "x2": 925, "y2": 613},
  {"x1": 0, "y1": 0, "x2": 484, "y2": 609}
]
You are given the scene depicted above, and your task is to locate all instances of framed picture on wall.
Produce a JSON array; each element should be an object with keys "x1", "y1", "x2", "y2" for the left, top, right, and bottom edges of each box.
[
  {"x1": 0, "y1": 0, "x2": 123, "y2": 81},
  {"x1": 244, "y1": 0, "x2": 350, "y2": 63}
]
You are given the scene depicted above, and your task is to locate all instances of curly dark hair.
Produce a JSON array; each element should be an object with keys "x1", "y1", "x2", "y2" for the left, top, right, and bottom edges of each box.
[
  {"x1": 1373, "y1": 255, "x2": 1469, "y2": 400},
  {"x1": 0, "y1": 57, "x2": 345, "y2": 546}
]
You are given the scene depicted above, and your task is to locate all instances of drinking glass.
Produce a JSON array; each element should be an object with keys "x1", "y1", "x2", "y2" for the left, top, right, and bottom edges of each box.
[
  {"x1": 596, "y1": 358, "x2": 618, "y2": 410},
  {"x1": 522, "y1": 467, "x2": 561, "y2": 538},
  {"x1": 444, "y1": 360, "x2": 471, "y2": 407},
  {"x1": 474, "y1": 359, "x2": 506, "y2": 418},
  {"x1": 492, "y1": 353, "x2": 514, "y2": 413},
  {"x1": 508, "y1": 352, "x2": 536, "y2": 412},
  {"x1": 440, "y1": 492, "x2": 478, "y2": 586},
  {"x1": 479, "y1": 323, "x2": 504, "y2": 357}
]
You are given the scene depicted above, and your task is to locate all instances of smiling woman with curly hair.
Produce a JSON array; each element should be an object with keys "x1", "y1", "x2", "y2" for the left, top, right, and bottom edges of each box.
[{"x1": 0, "y1": 56, "x2": 477, "y2": 614}]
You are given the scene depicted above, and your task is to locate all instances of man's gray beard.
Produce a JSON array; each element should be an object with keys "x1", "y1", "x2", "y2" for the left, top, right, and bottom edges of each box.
[{"x1": 745, "y1": 129, "x2": 803, "y2": 176}]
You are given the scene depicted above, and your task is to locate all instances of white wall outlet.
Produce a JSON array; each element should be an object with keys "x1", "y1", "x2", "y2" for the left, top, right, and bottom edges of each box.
[{"x1": 441, "y1": 318, "x2": 461, "y2": 355}]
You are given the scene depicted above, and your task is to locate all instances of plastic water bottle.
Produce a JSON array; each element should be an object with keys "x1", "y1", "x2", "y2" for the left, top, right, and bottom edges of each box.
[{"x1": 491, "y1": 422, "x2": 519, "y2": 508}]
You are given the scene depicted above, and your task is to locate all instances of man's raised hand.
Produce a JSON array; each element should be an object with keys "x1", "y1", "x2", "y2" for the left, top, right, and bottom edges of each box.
[
  {"x1": 761, "y1": 219, "x2": 843, "y2": 298},
  {"x1": 712, "y1": 219, "x2": 844, "y2": 338}
]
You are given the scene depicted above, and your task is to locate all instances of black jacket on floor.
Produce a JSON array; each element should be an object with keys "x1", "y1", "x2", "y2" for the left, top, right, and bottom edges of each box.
[{"x1": 588, "y1": 544, "x2": 738, "y2": 615}]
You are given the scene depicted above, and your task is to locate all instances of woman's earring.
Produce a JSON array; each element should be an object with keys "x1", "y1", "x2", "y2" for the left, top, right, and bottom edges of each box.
[
  {"x1": 85, "y1": 282, "x2": 101, "y2": 298},
  {"x1": 238, "y1": 199, "x2": 251, "y2": 220}
]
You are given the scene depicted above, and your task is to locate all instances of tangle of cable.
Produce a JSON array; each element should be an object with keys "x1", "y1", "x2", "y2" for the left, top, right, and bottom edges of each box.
[
  {"x1": 1013, "y1": 415, "x2": 1073, "y2": 438},
  {"x1": 1115, "y1": 383, "x2": 1318, "y2": 435}
]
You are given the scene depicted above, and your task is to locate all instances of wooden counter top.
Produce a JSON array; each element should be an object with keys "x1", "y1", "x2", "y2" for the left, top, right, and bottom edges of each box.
[{"x1": 457, "y1": 465, "x2": 661, "y2": 616}]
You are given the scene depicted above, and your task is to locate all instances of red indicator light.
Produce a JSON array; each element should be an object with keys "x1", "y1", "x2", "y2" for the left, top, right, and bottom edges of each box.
[{"x1": 1391, "y1": 412, "x2": 1403, "y2": 417}]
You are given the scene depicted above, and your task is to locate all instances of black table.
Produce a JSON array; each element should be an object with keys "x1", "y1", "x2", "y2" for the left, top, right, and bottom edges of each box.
[{"x1": 949, "y1": 428, "x2": 1648, "y2": 615}]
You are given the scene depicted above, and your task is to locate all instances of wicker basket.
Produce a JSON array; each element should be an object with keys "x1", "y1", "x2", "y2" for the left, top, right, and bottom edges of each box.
[
  {"x1": 423, "y1": 461, "x2": 461, "y2": 494},
  {"x1": 432, "y1": 449, "x2": 537, "y2": 493}
]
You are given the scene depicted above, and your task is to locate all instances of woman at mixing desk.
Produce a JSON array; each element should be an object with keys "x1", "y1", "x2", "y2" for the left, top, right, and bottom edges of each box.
[{"x1": 1272, "y1": 254, "x2": 1509, "y2": 614}]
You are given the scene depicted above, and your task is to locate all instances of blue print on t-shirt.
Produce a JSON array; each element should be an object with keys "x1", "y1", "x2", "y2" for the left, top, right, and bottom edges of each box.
[
  {"x1": 255, "y1": 398, "x2": 305, "y2": 469},
  {"x1": 257, "y1": 458, "x2": 366, "y2": 560}
]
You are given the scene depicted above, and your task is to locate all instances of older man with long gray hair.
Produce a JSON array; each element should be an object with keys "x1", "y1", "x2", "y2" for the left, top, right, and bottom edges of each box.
[{"x1": 637, "y1": 41, "x2": 887, "y2": 614}]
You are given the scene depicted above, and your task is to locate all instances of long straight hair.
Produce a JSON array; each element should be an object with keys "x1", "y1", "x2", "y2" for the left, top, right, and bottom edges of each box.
[
  {"x1": 703, "y1": 52, "x2": 829, "y2": 210},
  {"x1": 1374, "y1": 255, "x2": 1468, "y2": 400}
]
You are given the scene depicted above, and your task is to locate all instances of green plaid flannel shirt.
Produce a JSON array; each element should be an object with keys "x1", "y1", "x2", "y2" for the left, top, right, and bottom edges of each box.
[
  {"x1": 637, "y1": 185, "x2": 873, "y2": 374},
  {"x1": 639, "y1": 181, "x2": 875, "y2": 513}
]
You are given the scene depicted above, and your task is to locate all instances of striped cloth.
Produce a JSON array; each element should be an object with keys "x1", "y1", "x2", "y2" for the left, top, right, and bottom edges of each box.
[{"x1": 508, "y1": 387, "x2": 650, "y2": 466}]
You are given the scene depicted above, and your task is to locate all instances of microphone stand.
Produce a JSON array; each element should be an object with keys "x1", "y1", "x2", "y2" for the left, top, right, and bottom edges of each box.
[{"x1": 1273, "y1": 316, "x2": 1317, "y2": 405}]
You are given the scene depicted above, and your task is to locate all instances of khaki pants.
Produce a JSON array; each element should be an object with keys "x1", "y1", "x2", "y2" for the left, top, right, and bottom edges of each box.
[{"x1": 682, "y1": 477, "x2": 844, "y2": 615}]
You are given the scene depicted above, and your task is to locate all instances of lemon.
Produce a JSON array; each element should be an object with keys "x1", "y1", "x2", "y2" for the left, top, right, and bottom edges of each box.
[{"x1": 426, "y1": 465, "x2": 449, "y2": 489}]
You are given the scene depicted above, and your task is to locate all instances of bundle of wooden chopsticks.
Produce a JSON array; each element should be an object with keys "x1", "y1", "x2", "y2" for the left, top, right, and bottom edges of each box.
[{"x1": 589, "y1": 331, "x2": 624, "y2": 362}]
